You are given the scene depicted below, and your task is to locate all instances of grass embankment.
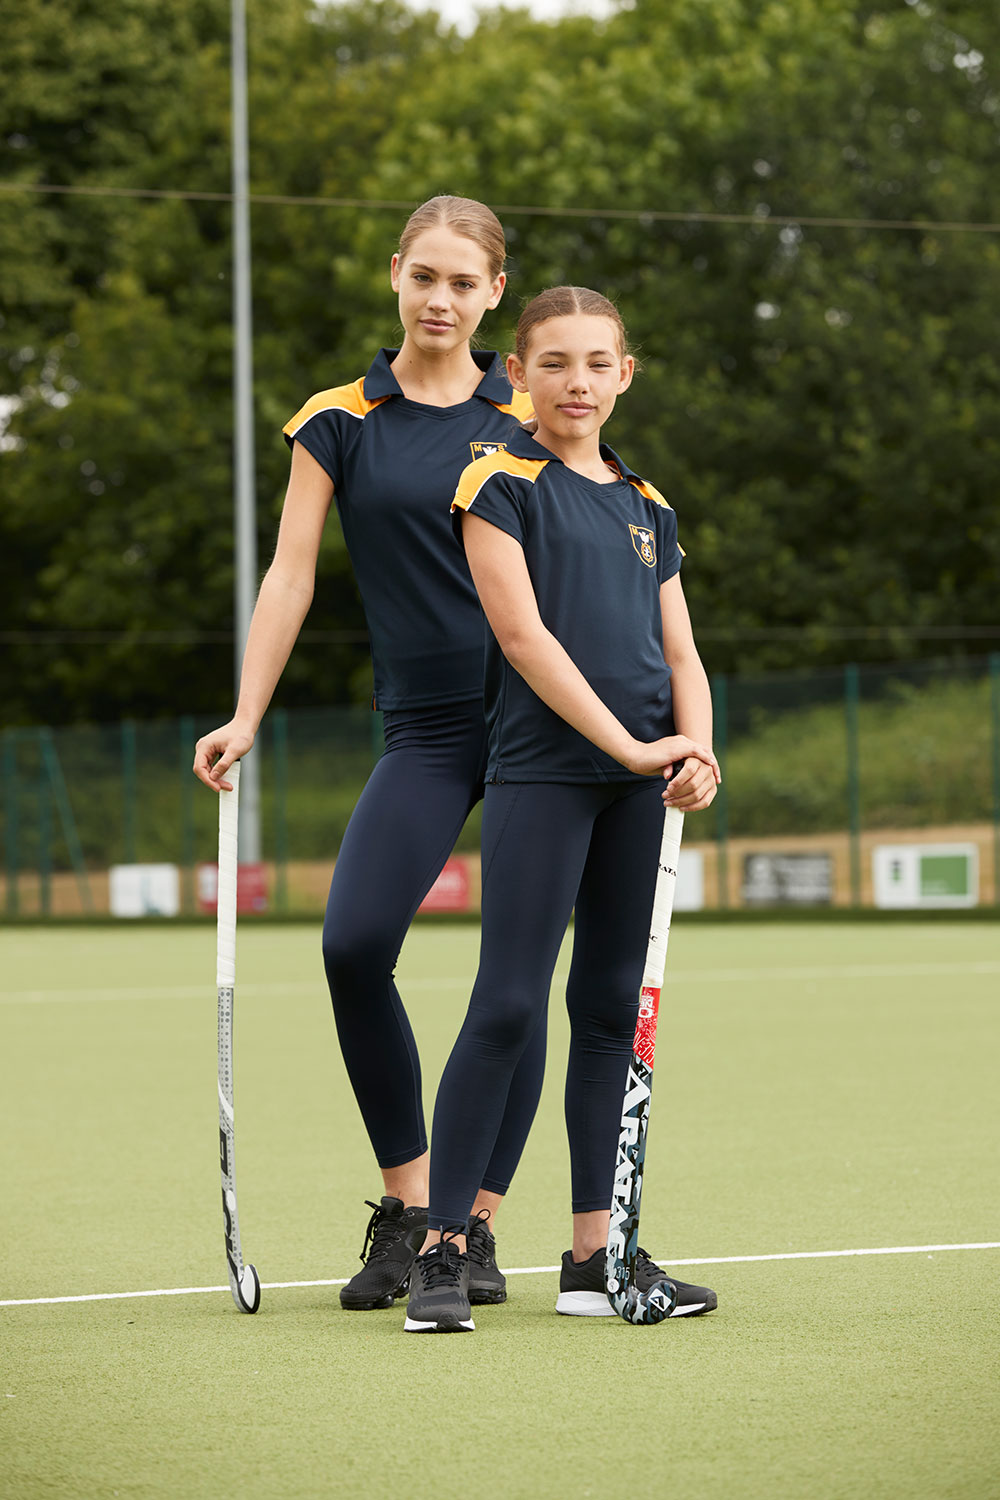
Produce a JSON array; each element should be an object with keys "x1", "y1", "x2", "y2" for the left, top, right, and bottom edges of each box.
[
  {"x1": 722, "y1": 671, "x2": 996, "y2": 836},
  {"x1": 258, "y1": 670, "x2": 999, "y2": 853}
]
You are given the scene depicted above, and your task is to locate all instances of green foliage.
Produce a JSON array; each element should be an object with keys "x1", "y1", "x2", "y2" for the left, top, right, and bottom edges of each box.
[
  {"x1": 2, "y1": 0, "x2": 999, "y2": 723},
  {"x1": 723, "y1": 661, "x2": 997, "y2": 835}
]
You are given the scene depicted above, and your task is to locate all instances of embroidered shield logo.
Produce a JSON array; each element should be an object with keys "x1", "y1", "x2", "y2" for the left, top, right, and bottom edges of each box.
[
  {"x1": 469, "y1": 441, "x2": 507, "y2": 460},
  {"x1": 629, "y1": 524, "x2": 656, "y2": 568}
]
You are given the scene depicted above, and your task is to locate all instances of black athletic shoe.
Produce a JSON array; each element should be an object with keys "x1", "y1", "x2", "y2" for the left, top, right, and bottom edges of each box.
[
  {"x1": 339, "y1": 1196, "x2": 427, "y2": 1311},
  {"x1": 403, "y1": 1235, "x2": 475, "y2": 1333},
  {"x1": 555, "y1": 1246, "x2": 718, "y2": 1318},
  {"x1": 466, "y1": 1211, "x2": 507, "y2": 1305}
]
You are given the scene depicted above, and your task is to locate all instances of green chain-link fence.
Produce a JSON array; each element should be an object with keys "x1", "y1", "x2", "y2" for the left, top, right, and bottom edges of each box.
[{"x1": 3, "y1": 656, "x2": 998, "y2": 917}]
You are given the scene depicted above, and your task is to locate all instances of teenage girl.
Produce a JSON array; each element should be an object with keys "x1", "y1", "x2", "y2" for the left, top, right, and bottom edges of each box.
[
  {"x1": 193, "y1": 197, "x2": 545, "y2": 1311},
  {"x1": 404, "y1": 286, "x2": 720, "y2": 1333}
]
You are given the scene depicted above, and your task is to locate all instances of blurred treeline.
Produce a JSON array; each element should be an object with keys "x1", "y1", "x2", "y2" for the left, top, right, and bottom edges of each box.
[{"x1": 1, "y1": 0, "x2": 998, "y2": 727}]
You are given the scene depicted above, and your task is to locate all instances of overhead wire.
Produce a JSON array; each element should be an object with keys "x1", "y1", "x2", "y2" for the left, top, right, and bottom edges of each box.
[
  {"x1": 1, "y1": 184, "x2": 994, "y2": 656},
  {"x1": 0, "y1": 180, "x2": 997, "y2": 234}
]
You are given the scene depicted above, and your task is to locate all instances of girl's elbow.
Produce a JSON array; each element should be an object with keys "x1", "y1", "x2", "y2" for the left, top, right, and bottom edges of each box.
[
  {"x1": 664, "y1": 642, "x2": 706, "y2": 675},
  {"x1": 495, "y1": 625, "x2": 540, "y2": 672},
  {"x1": 261, "y1": 567, "x2": 314, "y2": 620}
]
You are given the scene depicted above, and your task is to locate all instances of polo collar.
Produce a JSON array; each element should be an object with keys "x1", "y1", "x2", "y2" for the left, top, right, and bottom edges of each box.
[
  {"x1": 504, "y1": 426, "x2": 645, "y2": 484},
  {"x1": 363, "y1": 348, "x2": 513, "y2": 404}
]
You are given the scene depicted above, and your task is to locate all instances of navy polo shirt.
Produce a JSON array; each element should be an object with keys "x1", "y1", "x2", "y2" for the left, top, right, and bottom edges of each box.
[
  {"x1": 452, "y1": 429, "x2": 683, "y2": 783},
  {"x1": 283, "y1": 350, "x2": 532, "y2": 710}
]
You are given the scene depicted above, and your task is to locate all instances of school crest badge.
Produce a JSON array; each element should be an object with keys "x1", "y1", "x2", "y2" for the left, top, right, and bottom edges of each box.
[
  {"x1": 469, "y1": 441, "x2": 507, "y2": 460},
  {"x1": 629, "y1": 524, "x2": 656, "y2": 568}
]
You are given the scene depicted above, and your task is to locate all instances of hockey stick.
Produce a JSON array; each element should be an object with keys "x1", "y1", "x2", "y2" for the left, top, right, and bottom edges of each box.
[
  {"x1": 605, "y1": 805, "x2": 684, "y2": 1323},
  {"x1": 217, "y1": 760, "x2": 261, "y2": 1314}
]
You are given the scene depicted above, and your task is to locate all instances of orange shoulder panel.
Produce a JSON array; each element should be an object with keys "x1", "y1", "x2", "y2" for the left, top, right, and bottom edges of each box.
[
  {"x1": 630, "y1": 477, "x2": 671, "y2": 510},
  {"x1": 631, "y1": 477, "x2": 685, "y2": 555},
  {"x1": 282, "y1": 378, "x2": 382, "y2": 437},
  {"x1": 452, "y1": 450, "x2": 547, "y2": 512},
  {"x1": 508, "y1": 390, "x2": 535, "y2": 422},
  {"x1": 484, "y1": 387, "x2": 534, "y2": 421}
]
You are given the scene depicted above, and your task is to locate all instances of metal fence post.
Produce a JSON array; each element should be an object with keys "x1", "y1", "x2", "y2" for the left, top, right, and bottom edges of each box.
[
  {"x1": 711, "y1": 673, "x2": 729, "y2": 909},
  {"x1": 122, "y1": 719, "x2": 137, "y2": 864},
  {"x1": 845, "y1": 663, "x2": 861, "y2": 906},
  {"x1": 39, "y1": 727, "x2": 93, "y2": 914},
  {"x1": 3, "y1": 729, "x2": 18, "y2": 917},
  {"x1": 991, "y1": 653, "x2": 1000, "y2": 906},
  {"x1": 273, "y1": 707, "x2": 288, "y2": 912},
  {"x1": 38, "y1": 733, "x2": 52, "y2": 917},
  {"x1": 180, "y1": 716, "x2": 195, "y2": 914}
]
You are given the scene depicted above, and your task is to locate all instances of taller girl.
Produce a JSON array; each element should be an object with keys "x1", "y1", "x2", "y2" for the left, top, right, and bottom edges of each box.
[{"x1": 193, "y1": 198, "x2": 545, "y2": 1310}]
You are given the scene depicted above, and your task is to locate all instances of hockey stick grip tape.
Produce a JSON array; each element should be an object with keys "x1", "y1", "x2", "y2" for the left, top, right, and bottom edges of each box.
[
  {"x1": 216, "y1": 760, "x2": 241, "y2": 988},
  {"x1": 641, "y1": 806, "x2": 684, "y2": 992}
]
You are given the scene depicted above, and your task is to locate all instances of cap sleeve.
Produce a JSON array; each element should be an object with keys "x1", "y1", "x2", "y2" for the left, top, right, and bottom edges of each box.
[
  {"x1": 282, "y1": 381, "x2": 371, "y2": 488},
  {"x1": 451, "y1": 462, "x2": 532, "y2": 549},
  {"x1": 657, "y1": 504, "x2": 682, "y2": 584}
]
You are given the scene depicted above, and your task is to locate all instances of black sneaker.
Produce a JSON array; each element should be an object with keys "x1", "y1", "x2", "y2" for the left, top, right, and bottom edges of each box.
[
  {"x1": 339, "y1": 1196, "x2": 427, "y2": 1310},
  {"x1": 403, "y1": 1235, "x2": 475, "y2": 1333},
  {"x1": 466, "y1": 1211, "x2": 507, "y2": 1305},
  {"x1": 555, "y1": 1247, "x2": 718, "y2": 1318}
]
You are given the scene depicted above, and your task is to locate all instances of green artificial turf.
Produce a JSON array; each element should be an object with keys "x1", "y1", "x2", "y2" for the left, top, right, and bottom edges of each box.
[{"x1": 2, "y1": 921, "x2": 998, "y2": 1498}]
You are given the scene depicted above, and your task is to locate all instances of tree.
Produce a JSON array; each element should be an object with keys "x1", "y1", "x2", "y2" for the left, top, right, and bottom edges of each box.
[
  {"x1": 3, "y1": 0, "x2": 998, "y2": 722},
  {"x1": 0, "y1": 0, "x2": 447, "y2": 721}
]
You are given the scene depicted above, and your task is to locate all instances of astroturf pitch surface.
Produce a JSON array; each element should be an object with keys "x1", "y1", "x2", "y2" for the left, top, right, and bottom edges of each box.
[{"x1": 2, "y1": 921, "x2": 997, "y2": 1499}]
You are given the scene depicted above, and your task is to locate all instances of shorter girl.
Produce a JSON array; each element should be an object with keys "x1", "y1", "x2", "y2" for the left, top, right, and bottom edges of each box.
[{"x1": 403, "y1": 287, "x2": 720, "y2": 1333}]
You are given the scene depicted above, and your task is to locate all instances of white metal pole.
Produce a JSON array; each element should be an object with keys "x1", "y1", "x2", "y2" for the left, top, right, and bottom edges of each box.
[{"x1": 230, "y1": 0, "x2": 261, "y2": 863}]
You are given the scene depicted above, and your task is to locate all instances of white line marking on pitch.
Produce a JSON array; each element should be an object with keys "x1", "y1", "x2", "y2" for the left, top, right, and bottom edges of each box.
[
  {"x1": 4, "y1": 959, "x2": 1000, "y2": 1005},
  {"x1": 3, "y1": 1242, "x2": 997, "y2": 1308},
  {"x1": 0, "y1": 981, "x2": 326, "y2": 1005}
]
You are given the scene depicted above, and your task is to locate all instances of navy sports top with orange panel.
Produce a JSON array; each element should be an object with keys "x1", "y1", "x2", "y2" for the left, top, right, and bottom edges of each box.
[
  {"x1": 451, "y1": 427, "x2": 683, "y2": 784},
  {"x1": 283, "y1": 349, "x2": 532, "y2": 710}
]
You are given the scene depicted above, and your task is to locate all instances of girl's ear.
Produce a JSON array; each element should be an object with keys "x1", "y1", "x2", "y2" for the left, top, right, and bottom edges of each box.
[
  {"x1": 506, "y1": 352, "x2": 529, "y2": 393},
  {"x1": 390, "y1": 252, "x2": 401, "y2": 292},
  {"x1": 617, "y1": 355, "x2": 636, "y2": 395},
  {"x1": 486, "y1": 271, "x2": 507, "y2": 310}
]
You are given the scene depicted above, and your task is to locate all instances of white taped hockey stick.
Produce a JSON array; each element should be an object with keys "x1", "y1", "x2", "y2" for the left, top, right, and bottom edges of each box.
[
  {"x1": 217, "y1": 761, "x2": 261, "y2": 1313},
  {"x1": 605, "y1": 805, "x2": 684, "y2": 1323}
]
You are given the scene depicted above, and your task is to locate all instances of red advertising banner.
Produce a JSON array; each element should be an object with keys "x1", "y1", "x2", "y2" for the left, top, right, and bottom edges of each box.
[
  {"x1": 418, "y1": 857, "x2": 471, "y2": 914},
  {"x1": 197, "y1": 861, "x2": 269, "y2": 914}
]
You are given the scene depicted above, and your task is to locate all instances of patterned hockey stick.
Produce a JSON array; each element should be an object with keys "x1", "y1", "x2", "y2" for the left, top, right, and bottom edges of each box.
[
  {"x1": 605, "y1": 806, "x2": 684, "y2": 1323},
  {"x1": 217, "y1": 761, "x2": 261, "y2": 1313}
]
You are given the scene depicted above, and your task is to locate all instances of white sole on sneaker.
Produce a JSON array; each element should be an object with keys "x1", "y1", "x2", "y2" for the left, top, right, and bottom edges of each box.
[
  {"x1": 556, "y1": 1290, "x2": 709, "y2": 1317},
  {"x1": 403, "y1": 1314, "x2": 475, "y2": 1332},
  {"x1": 555, "y1": 1290, "x2": 616, "y2": 1316}
]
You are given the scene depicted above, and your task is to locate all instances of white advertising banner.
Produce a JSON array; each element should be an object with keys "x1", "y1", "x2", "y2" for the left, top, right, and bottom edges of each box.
[
  {"x1": 675, "y1": 849, "x2": 704, "y2": 912},
  {"x1": 109, "y1": 863, "x2": 181, "y2": 918},
  {"x1": 872, "y1": 844, "x2": 979, "y2": 909}
]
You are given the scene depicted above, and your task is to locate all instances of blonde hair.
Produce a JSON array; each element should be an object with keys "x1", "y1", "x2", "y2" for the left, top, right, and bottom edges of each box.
[
  {"x1": 397, "y1": 196, "x2": 506, "y2": 281},
  {"x1": 515, "y1": 286, "x2": 630, "y2": 363}
]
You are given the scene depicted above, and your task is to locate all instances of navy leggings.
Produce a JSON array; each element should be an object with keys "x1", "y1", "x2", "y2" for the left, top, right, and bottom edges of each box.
[
  {"x1": 428, "y1": 776, "x2": 665, "y2": 1231},
  {"x1": 322, "y1": 702, "x2": 547, "y2": 1187}
]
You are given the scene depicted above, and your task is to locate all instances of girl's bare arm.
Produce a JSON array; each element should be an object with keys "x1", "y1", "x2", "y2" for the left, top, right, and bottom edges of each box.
[
  {"x1": 193, "y1": 443, "x2": 334, "y2": 790},
  {"x1": 659, "y1": 571, "x2": 717, "y2": 812}
]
